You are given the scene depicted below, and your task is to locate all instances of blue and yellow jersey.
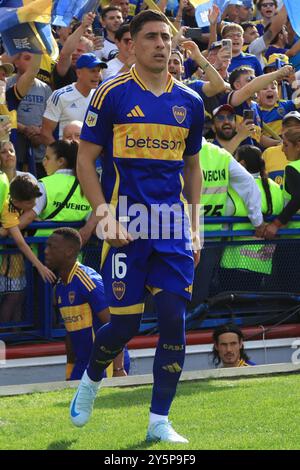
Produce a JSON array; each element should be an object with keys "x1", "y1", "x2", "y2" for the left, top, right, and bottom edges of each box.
[
  {"x1": 252, "y1": 19, "x2": 264, "y2": 36},
  {"x1": 262, "y1": 145, "x2": 288, "y2": 188},
  {"x1": 0, "y1": 197, "x2": 21, "y2": 230},
  {"x1": 0, "y1": 86, "x2": 23, "y2": 147},
  {"x1": 264, "y1": 46, "x2": 288, "y2": 62},
  {"x1": 228, "y1": 53, "x2": 263, "y2": 76},
  {"x1": 37, "y1": 52, "x2": 56, "y2": 87},
  {"x1": 81, "y1": 67, "x2": 204, "y2": 224},
  {"x1": 238, "y1": 359, "x2": 255, "y2": 367},
  {"x1": 56, "y1": 262, "x2": 108, "y2": 368},
  {"x1": 259, "y1": 100, "x2": 297, "y2": 138}
]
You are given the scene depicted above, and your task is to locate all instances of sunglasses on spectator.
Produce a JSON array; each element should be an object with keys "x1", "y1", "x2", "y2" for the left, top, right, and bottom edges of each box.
[
  {"x1": 214, "y1": 114, "x2": 235, "y2": 122},
  {"x1": 261, "y1": 3, "x2": 275, "y2": 7}
]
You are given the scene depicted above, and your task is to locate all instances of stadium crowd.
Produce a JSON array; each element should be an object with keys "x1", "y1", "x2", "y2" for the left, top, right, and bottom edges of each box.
[{"x1": 1, "y1": 0, "x2": 300, "y2": 365}]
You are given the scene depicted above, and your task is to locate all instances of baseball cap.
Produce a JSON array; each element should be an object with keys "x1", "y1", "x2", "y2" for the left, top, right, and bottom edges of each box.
[
  {"x1": 76, "y1": 53, "x2": 107, "y2": 69},
  {"x1": 228, "y1": 0, "x2": 243, "y2": 6},
  {"x1": 209, "y1": 41, "x2": 222, "y2": 51},
  {"x1": 282, "y1": 111, "x2": 300, "y2": 124},
  {"x1": 241, "y1": 0, "x2": 253, "y2": 8},
  {"x1": 212, "y1": 104, "x2": 235, "y2": 118},
  {"x1": 0, "y1": 60, "x2": 14, "y2": 77}
]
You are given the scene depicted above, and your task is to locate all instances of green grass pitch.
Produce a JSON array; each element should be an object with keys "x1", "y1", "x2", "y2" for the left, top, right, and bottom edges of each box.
[{"x1": 0, "y1": 374, "x2": 300, "y2": 450}]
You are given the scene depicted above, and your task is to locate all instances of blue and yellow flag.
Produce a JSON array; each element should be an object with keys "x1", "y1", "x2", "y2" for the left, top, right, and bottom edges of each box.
[
  {"x1": 0, "y1": 0, "x2": 99, "y2": 56},
  {"x1": 283, "y1": 0, "x2": 300, "y2": 38},
  {"x1": 192, "y1": 0, "x2": 214, "y2": 28},
  {"x1": 192, "y1": 0, "x2": 242, "y2": 27}
]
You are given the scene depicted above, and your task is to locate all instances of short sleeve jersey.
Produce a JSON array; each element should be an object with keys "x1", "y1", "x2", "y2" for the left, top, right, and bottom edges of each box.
[
  {"x1": 80, "y1": 67, "x2": 204, "y2": 214},
  {"x1": 55, "y1": 262, "x2": 109, "y2": 361},
  {"x1": 259, "y1": 100, "x2": 297, "y2": 137},
  {"x1": 0, "y1": 199, "x2": 21, "y2": 229},
  {"x1": 0, "y1": 85, "x2": 23, "y2": 147},
  {"x1": 228, "y1": 53, "x2": 263, "y2": 76}
]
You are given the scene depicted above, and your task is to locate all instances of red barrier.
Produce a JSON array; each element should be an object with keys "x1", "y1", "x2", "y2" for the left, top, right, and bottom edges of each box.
[{"x1": 6, "y1": 324, "x2": 300, "y2": 359}]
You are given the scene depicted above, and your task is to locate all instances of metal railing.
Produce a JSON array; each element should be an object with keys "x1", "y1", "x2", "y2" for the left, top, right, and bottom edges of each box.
[{"x1": 1, "y1": 217, "x2": 300, "y2": 342}]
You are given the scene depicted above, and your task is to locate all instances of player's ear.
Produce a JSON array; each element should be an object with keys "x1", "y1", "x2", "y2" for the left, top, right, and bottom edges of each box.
[{"x1": 129, "y1": 38, "x2": 135, "y2": 56}]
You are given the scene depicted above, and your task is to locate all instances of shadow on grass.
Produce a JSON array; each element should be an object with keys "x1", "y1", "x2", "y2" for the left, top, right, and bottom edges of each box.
[
  {"x1": 47, "y1": 439, "x2": 77, "y2": 450},
  {"x1": 53, "y1": 380, "x2": 239, "y2": 411}
]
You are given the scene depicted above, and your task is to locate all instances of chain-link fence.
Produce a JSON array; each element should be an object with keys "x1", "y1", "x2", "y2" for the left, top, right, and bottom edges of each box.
[{"x1": 1, "y1": 220, "x2": 300, "y2": 341}]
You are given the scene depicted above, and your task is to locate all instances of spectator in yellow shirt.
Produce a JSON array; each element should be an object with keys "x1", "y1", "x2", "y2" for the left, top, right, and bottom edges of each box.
[
  {"x1": 0, "y1": 175, "x2": 56, "y2": 284},
  {"x1": 262, "y1": 110, "x2": 300, "y2": 187}
]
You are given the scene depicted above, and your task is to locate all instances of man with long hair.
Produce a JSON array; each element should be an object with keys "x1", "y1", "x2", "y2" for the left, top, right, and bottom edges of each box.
[{"x1": 212, "y1": 324, "x2": 255, "y2": 367}]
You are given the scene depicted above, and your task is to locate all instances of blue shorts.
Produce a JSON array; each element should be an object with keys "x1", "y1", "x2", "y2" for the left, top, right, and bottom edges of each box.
[{"x1": 101, "y1": 238, "x2": 194, "y2": 314}]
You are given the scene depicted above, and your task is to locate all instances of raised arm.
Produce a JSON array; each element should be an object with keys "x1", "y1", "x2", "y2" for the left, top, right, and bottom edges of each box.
[
  {"x1": 56, "y1": 12, "x2": 95, "y2": 77},
  {"x1": 230, "y1": 65, "x2": 294, "y2": 107},
  {"x1": 207, "y1": 4, "x2": 220, "y2": 50},
  {"x1": 16, "y1": 53, "x2": 42, "y2": 98},
  {"x1": 182, "y1": 41, "x2": 226, "y2": 97},
  {"x1": 263, "y1": 4, "x2": 287, "y2": 46}
]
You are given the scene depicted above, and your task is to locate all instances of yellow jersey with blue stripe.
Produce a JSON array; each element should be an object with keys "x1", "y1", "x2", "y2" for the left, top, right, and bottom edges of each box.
[
  {"x1": 55, "y1": 262, "x2": 108, "y2": 377},
  {"x1": 262, "y1": 145, "x2": 288, "y2": 188},
  {"x1": 238, "y1": 359, "x2": 255, "y2": 367},
  {"x1": 80, "y1": 67, "x2": 204, "y2": 223},
  {"x1": 259, "y1": 100, "x2": 297, "y2": 138}
]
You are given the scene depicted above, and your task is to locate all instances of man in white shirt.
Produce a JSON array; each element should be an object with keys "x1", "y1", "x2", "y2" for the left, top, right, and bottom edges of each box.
[
  {"x1": 94, "y1": 6, "x2": 123, "y2": 62},
  {"x1": 41, "y1": 54, "x2": 107, "y2": 144},
  {"x1": 102, "y1": 24, "x2": 133, "y2": 81}
]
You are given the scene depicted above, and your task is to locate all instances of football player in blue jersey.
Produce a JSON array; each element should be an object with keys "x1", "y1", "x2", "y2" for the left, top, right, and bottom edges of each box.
[
  {"x1": 71, "y1": 9, "x2": 204, "y2": 443},
  {"x1": 45, "y1": 228, "x2": 129, "y2": 380}
]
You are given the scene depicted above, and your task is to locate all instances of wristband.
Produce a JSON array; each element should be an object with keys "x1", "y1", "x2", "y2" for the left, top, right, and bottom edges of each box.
[{"x1": 113, "y1": 367, "x2": 124, "y2": 372}]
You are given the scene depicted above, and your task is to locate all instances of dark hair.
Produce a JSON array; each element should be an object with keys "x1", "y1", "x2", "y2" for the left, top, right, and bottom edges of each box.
[
  {"x1": 270, "y1": 27, "x2": 285, "y2": 45},
  {"x1": 115, "y1": 23, "x2": 130, "y2": 42},
  {"x1": 10, "y1": 175, "x2": 42, "y2": 201},
  {"x1": 48, "y1": 140, "x2": 78, "y2": 171},
  {"x1": 52, "y1": 227, "x2": 82, "y2": 252},
  {"x1": 171, "y1": 49, "x2": 184, "y2": 65},
  {"x1": 257, "y1": 0, "x2": 277, "y2": 11},
  {"x1": 241, "y1": 21, "x2": 256, "y2": 32},
  {"x1": 236, "y1": 145, "x2": 273, "y2": 215},
  {"x1": 229, "y1": 66, "x2": 254, "y2": 89},
  {"x1": 101, "y1": 5, "x2": 122, "y2": 20},
  {"x1": 129, "y1": 9, "x2": 169, "y2": 38},
  {"x1": 212, "y1": 323, "x2": 250, "y2": 366}
]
